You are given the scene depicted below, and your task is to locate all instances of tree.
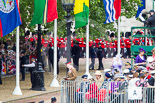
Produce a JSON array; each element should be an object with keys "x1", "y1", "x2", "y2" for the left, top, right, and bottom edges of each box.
[
  {"x1": 6, "y1": 0, "x2": 142, "y2": 39},
  {"x1": 74, "y1": 0, "x2": 142, "y2": 39}
]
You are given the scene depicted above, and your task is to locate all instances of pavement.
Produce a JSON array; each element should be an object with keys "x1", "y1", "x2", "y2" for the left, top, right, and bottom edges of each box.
[{"x1": 0, "y1": 58, "x2": 130, "y2": 103}]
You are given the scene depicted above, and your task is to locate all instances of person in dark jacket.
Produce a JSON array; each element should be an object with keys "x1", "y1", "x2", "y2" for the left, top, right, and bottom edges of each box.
[
  {"x1": 20, "y1": 51, "x2": 26, "y2": 81},
  {"x1": 0, "y1": 52, "x2": 2, "y2": 85},
  {"x1": 48, "y1": 45, "x2": 60, "y2": 74},
  {"x1": 51, "y1": 97, "x2": 57, "y2": 103},
  {"x1": 146, "y1": 10, "x2": 155, "y2": 42},
  {"x1": 48, "y1": 44, "x2": 52, "y2": 72},
  {"x1": 97, "y1": 43, "x2": 104, "y2": 70},
  {"x1": 71, "y1": 42, "x2": 80, "y2": 71},
  {"x1": 89, "y1": 45, "x2": 96, "y2": 70},
  {"x1": 145, "y1": 71, "x2": 154, "y2": 86}
]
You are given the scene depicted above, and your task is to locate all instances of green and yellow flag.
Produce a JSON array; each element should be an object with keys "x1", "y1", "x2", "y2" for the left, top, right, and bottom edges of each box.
[{"x1": 74, "y1": 0, "x2": 89, "y2": 29}]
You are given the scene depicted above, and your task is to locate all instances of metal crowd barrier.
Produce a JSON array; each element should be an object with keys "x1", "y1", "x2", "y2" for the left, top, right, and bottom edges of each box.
[{"x1": 61, "y1": 80, "x2": 155, "y2": 103}]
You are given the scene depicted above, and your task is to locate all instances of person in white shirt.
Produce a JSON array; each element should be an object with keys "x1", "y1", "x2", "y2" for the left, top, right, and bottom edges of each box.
[
  {"x1": 128, "y1": 72, "x2": 140, "y2": 87},
  {"x1": 22, "y1": 58, "x2": 36, "y2": 89}
]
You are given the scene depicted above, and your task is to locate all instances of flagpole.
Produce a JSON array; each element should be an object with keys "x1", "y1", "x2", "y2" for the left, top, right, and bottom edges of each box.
[
  {"x1": 117, "y1": 17, "x2": 121, "y2": 55},
  {"x1": 85, "y1": 19, "x2": 91, "y2": 78},
  {"x1": 12, "y1": 0, "x2": 22, "y2": 94},
  {"x1": 50, "y1": 19, "x2": 59, "y2": 87}
]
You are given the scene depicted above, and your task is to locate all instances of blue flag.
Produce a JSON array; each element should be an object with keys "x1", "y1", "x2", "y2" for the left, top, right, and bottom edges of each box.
[
  {"x1": 103, "y1": 0, "x2": 121, "y2": 24},
  {"x1": 136, "y1": 0, "x2": 145, "y2": 18},
  {"x1": 0, "y1": 0, "x2": 22, "y2": 37}
]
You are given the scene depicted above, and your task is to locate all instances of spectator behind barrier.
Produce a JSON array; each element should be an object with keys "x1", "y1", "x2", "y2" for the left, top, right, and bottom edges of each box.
[{"x1": 51, "y1": 97, "x2": 56, "y2": 103}]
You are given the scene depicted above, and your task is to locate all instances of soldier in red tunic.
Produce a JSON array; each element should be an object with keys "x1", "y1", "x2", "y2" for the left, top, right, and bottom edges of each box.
[
  {"x1": 124, "y1": 33, "x2": 131, "y2": 58},
  {"x1": 110, "y1": 33, "x2": 116, "y2": 57},
  {"x1": 106, "y1": 38, "x2": 111, "y2": 58},
  {"x1": 120, "y1": 34, "x2": 125, "y2": 58},
  {"x1": 100, "y1": 40, "x2": 106, "y2": 58}
]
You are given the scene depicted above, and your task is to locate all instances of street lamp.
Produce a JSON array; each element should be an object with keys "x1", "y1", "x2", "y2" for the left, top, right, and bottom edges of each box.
[
  {"x1": 61, "y1": 0, "x2": 75, "y2": 64},
  {"x1": 32, "y1": 24, "x2": 46, "y2": 91}
]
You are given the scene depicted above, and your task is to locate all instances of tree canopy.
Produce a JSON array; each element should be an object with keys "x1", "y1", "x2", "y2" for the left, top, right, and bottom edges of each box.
[{"x1": 16, "y1": 0, "x2": 142, "y2": 39}]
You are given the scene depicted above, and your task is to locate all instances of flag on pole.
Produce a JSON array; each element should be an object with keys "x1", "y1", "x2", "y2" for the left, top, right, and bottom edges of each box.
[
  {"x1": 74, "y1": 0, "x2": 89, "y2": 29},
  {"x1": 136, "y1": 0, "x2": 145, "y2": 21},
  {"x1": 0, "y1": 0, "x2": 22, "y2": 37},
  {"x1": 30, "y1": 0, "x2": 58, "y2": 26},
  {"x1": 103, "y1": 0, "x2": 121, "y2": 24}
]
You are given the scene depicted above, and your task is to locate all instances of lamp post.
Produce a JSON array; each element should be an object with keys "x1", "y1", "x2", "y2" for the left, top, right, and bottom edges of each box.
[
  {"x1": 61, "y1": 0, "x2": 75, "y2": 64},
  {"x1": 32, "y1": 24, "x2": 46, "y2": 91}
]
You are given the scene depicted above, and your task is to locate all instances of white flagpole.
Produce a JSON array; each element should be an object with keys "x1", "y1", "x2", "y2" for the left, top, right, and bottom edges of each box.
[
  {"x1": 117, "y1": 17, "x2": 121, "y2": 55},
  {"x1": 85, "y1": 19, "x2": 91, "y2": 78},
  {"x1": 50, "y1": 19, "x2": 59, "y2": 87},
  {"x1": 12, "y1": 0, "x2": 22, "y2": 95}
]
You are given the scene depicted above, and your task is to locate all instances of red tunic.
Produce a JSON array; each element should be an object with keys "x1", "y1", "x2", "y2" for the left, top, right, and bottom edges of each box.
[
  {"x1": 114, "y1": 40, "x2": 117, "y2": 48},
  {"x1": 79, "y1": 41, "x2": 83, "y2": 47},
  {"x1": 30, "y1": 37, "x2": 34, "y2": 42},
  {"x1": 71, "y1": 40, "x2": 74, "y2": 47},
  {"x1": 101, "y1": 42, "x2": 105, "y2": 48},
  {"x1": 120, "y1": 39, "x2": 125, "y2": 48},
  {"x1": 34, "y1": 37, "x2": 38, "y2": 41},
  {"x1": 106, "y1": 41, "x2": 110, "y2": 48},
  {"x1": 81, "y1": 41, "x2": 86, "y2": 47},
  {"x1": 89, "y1": 41, "x2": 93, "y2": 47},
  {"x1": 124, "y1": 39, "x2": 131, "y2": 48},
  {"x1": 95, "y1": 39, "x2": 101, "y2": 48},
  {"x1": 110, "y1": 42, "x2": 115, "y2": 48},
  {"x1": 133, "y1": 38, "x2": 140, "y2": 45}
]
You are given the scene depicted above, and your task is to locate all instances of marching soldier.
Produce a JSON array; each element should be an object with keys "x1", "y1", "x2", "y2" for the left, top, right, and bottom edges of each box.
[
  {"x1": 101, "y1": 40, "x2": 106, "y2": 58},
  {"x1": 114, "y1": 39, "x2": 118, "y2": 56},
  {"x1": 124, "y1": 33, "x2": 132, "y2": 58},
  {"x1": 120, "y1": 35, "x2": 125, "y2": 58},
  {"x1": 106, "y1": 39, "x2": 111, "y2": 58},
  {"x1": 110, "y1": 33, "x2": 116, "y2": 57}
]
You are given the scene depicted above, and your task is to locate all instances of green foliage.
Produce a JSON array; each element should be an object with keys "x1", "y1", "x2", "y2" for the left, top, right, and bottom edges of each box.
[
  {"x1": 121, "y1": 0, "x2": 142, "y2": 18},
  {"x1": 19, "y1": 0, "x2": 34, "y2": 32},
  {"x1": 1, "y1": 0, "x2": 141, "y2": 41},
  {"x1": 74, "y1": 0, "x2": 141, "y2": 40}
]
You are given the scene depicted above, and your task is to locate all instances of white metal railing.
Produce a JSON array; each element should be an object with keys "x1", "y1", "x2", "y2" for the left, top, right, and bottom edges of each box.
[{"x1": 61, "y1": 80, "x2": 155, "y2": 103}]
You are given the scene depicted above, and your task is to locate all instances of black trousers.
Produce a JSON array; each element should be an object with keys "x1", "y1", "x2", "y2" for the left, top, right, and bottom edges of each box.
[
  {"x1": 20, "y1": 66, "x2": 25, "y2": 80},
  {"x1": 114, "y1": 48, "x2": 117, "y2": 57},
  {"x1": 73, "y1": 56, "x2": 79, "y2": 71},
  {"x1": 29, "y1": 69, "x2": 35, "y2": 88},
  {"x1": 50, "y1": 60, "x2": 59, "y2": 74},
  {"x1": 0, "y1": 71, "x2": 2, "y2": 84},
  {"x1": 57, "y1": 61, "x2": 59, "y2": 74},
  {"x1": 107, "y1": 47, "x2": 111, "y2": 58},
  {"x1": 98, "y1": 57, "x2": 104, "y2": 70},
  {"x1": 111, "y1": 48, "x2": 114, "y2": 57},
  {"x1": 79, "y1": 47, "x2": 82, "y2": 58},
  {"x1": 60, "y1": 48, "x2": 65, "y2": 57},
  {"x1": 103, "y1": 48, "x2": 106, "y2": 58},
  {"x1": 121, "y1": 48, "x2": 125, "y2": 58},
  {"x1": 89, "y1": 58, "x2": 95, "y2": 70},
  {"x1": 126, "y1": 48, "x2": 131, "y2": 58}
]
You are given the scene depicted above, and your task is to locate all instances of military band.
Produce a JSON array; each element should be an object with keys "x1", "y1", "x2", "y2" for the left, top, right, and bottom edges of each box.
[{"x1": 25, "y1": 32, "x2": 154, "y2": 60}]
